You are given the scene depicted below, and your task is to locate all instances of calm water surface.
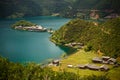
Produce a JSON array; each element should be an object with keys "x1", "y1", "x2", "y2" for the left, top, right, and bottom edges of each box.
[{"x1": 0, "y1": 16, "x2": 72, "y2": 63}]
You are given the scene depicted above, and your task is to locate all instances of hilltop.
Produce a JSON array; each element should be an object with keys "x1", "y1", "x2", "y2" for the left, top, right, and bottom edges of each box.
[{"x1": 50, "y1": 18, "x2": 120, "y2": 57}]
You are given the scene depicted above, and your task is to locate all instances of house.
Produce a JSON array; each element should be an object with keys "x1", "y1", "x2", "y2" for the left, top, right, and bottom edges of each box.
[
  {"x1": 67, "y1": 64, "x2": 73, "y2": 68},
  {"x1": 52, "y1": 59, "x2": 60, "y2": 66},
  {"x1": 100, "y1": 65, "x2": 109, "y2": 71},
  {"x1": 76, "y1": 45, "x2": 83, "y2": 49},
  {"x1": 108, "y1": 58, "x2": 116, "y2": 64},
  {"x1": 102, "y1": 60, "x2": 109, "y2": 64},
  {"x1": 52, "y1": 13, "x2": 60, "y2": 16},
  {"x1": 77, "y1": 64, "x2": 86, "y2": 69},
  {"x1": 92, "y1": 57, "x2": 102, "y2": 63},
  {"x1": 65, "y1": 43, "x2": 73, "y2": 47},
  {"x1": 65, "y1": 42, "x2": 84, "y2": 48},
  {"x1": 102, "y1": 56, "x2": 110, "y2": 61},
  {"x1": 85, "y1": 64, "x2": 100, "y2": 71}
]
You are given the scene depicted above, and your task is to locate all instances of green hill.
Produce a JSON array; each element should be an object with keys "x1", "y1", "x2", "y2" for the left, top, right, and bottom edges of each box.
[
  {"x1": 12, "y1": 20, "x2": 36, "y2": 28},
  {"x1": 0, "y1": 0, "x2": 120, "y2": 18},
  {"x1": 50, "y1": 18, "x2": 120, "y2": 57}
]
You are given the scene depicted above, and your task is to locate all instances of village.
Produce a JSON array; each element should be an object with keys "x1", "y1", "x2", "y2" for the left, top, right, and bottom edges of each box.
[
  {"x1": 47, "y1": 41, "x2": 120, "y2": 72},
  {"x1": 48, "y1": 55, "x2": 119, "y2": 72},
  {"x1": 14, "y1": 25, "x2": 47, "y2": 32},
  {"x1": 65, "y1": 42, "x2": 84, "y2": 49}
]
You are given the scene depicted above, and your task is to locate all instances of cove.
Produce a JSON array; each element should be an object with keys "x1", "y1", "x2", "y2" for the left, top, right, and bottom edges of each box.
[{"x1": 0, "y1": 16, "x2": 73, "y2": 63}]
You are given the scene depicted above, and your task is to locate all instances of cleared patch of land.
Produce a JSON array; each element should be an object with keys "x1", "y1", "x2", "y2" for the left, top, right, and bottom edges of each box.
[{"x1": 50, "y1": 49, "x2": 120, "y2": 80}]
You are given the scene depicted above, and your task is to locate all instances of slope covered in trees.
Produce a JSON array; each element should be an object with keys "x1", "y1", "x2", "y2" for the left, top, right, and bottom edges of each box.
[
  {"x1": 51, "y1": 18, "x2": 120, "y2": 57},
  {"x1": 0, "y1": 0, "x2": 42, "y2": 18},
  {"x1": 12, "y1": 20, "x2": 36, "y2": 28},
  {"x1": 0, "y1": 0, "x2": 119, "y2": 18}
]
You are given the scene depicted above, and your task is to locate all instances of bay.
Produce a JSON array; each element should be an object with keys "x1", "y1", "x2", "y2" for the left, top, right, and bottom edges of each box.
[{"x1": 0, "y1": 16, "x2": 72, "y2": 63}]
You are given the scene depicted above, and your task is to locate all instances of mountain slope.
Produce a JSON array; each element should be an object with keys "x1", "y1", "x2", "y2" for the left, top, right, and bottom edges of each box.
[
  {"x1": 0, "y1": 0, "x2": 42, "y2": 18},
  {"x1": 51, "y1": 18, "x2": 120, "y2": 57},
  {"x1": 0, "y1": 0, "x2": 120, "y2": 18}
]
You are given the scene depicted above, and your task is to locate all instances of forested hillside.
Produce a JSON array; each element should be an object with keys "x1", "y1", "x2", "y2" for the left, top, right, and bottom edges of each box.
[
  {"x1": 51, "y1": 18, "x2": 120, "y2": 57},
  {"x1": 0, "y1": 0, "x2": 42, "y2": 18},
  {"x1": 0, "y1": 0, "x2": 70, "y2": 18},
  {"x1": 0, "y1": 0, "x2": 120, "y2": 18}
]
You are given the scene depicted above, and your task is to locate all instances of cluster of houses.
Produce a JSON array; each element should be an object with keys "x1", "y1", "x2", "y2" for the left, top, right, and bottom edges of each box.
[
  {"x1": 74, "y1": 56, "x2": 117, "y2": 71},
  {"x1": 50, "y1": 59, "x2": 110, "y2": 71},
  {"x1": 92, "y1": 56, "x2": 116, "y2": 64},
  {"x1": 49, "y1": 56, "x2": 118, "y2": 71},
  {"x1": 77, "y1": 64, "x2": 109, "y2": 71},
  {"x1": 14, "y1": 25, "x2": 47, "y2": 32},
  {"x1": 67, "y1": 57, "x2": 116, "y2": 71},
  {"x1": 65, "y1": 42, "x2": 84, "y2": 49}
]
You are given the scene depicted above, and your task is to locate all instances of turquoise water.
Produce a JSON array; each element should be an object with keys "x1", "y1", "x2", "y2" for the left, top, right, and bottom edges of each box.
[{"x1": 0, "y1": 16, "x2": 72, "y2": 63}]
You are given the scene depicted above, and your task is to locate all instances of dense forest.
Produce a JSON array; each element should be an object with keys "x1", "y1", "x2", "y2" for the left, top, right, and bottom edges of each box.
[
  {"x1": 50, "y1": 17, "x2": 120, "y2": 57},
  {"x1": 12, "y1": 20, "x2": 36, "y2": 28},
  {"x1": 0, "y1": 0, "x2": 120, "y2": 18}
]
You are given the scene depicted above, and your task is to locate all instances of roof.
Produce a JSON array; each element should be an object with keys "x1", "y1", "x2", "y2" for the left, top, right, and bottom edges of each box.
[
  {"x1": 77, "y1": 64, "x2": 86, "y2": 69},
  {"x1": 108, "y1": 58, "x2": 116, "y2": 62},
  {"x1": 102, "y1": 61, "x2": 109, "y2": 64},
  {"x1": 85, "y1": 64, "x2": 100, "y2": 70},
  {"x1": 52, "y1": 59, "x2": 59, "y2": 64},
  {"x1": 67, "y1": 64, "x2": 73, "y2": 68},
  {"x1": 92, "y1": 57, "x2": 102, "y2": 62},
  {"x1": 102, "y1": 56, "x2": 110, "y2": 59},
  {"x1": 102, "y1": 56, "x2": 110, "y2": 60},
  {"x1": 100, "y1": 65, "x2": 109, "y2": 71}
]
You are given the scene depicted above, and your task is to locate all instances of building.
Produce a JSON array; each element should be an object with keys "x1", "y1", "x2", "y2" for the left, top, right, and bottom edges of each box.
[
  {"x1": 85, "y1": 64, "x2": 100, "y2": 71},
  {"x1": 102, "y1": 56, "x2": 110, "y2": 61},
  {"x1": 92, "y1": 57, "x2": 102, "y2": 63},
  {"x1": 77, "y1": 64, "x2": 86, "y2": 69},
  {"x1": 100, "y1": 65, "x2": 109, "y2": 71},
  {"x1": 52, "y1": 60, "x2": 60, "y2": 66},
  {"x1": 104, "y1": 13, "x2": 119, "y2": 19},
  {"x1": 108, "y1": 58, "x2": 116, "y2": 64},
  {"x1": 92, "y1": 56, "x2": 116, "y2": 65},
  {"x1": 67, "y1": 64, "x2": 73, "y2": 68}
]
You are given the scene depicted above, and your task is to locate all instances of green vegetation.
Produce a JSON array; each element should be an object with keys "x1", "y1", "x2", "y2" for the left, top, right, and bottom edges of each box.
[
  {"x1": 0, "y1": 0, "x2": 120, "y2": 18},
  {"x1": 12, "y1": 20, "x2": 36, "y2": 28},
  {"x1": 98, "y1": 18, "x2": 120, "y2": 57},
  {"x1": 11, "y1": 20, "x2": 47, "y2": 32},
  {"x1": 0, "y1": 56, "x2": 110, "y2": 80},
  {"x1": 51, "y1": 17, "x2": 120, "y2": 57},
  {"x1": 50, "y1": 49, "x2": 120, "y2": 80}
]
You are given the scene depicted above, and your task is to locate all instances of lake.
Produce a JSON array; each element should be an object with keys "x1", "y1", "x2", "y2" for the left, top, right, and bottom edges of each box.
[{"x1": 0, "y1": 16, "x2": 73, "y2": 63}]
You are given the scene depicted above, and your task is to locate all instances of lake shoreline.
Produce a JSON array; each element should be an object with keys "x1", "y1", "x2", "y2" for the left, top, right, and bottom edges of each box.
[{"x1": 0, "y1": 16, "x2": 71, "y2": 63}]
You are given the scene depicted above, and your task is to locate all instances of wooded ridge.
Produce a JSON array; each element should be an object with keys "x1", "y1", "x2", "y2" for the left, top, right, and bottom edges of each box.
[{"x1": 50, "y1": 17, "x2": 120, "y2": 57}]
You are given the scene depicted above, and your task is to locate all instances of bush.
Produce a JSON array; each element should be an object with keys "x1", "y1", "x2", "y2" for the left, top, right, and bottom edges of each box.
[{"x1": 84, "y1": 45, "x2": 93, "y2": 52}]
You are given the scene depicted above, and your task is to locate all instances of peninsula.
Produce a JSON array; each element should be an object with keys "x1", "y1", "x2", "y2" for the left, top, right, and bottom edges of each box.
[{"x1": 12, "y1": 20, "x2": 47, "y2": 32}]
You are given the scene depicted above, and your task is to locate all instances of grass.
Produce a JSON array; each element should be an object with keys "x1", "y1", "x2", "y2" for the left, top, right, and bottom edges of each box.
[
  {"x1": 49, "y1": 49, "x2": 120, "y2": 80},
  {"x1": 50, "y1": 50, "x2": 105, "y2": 75},
  {"x1": 107, "y1": 67, "x2": 120, "y2": 80}
]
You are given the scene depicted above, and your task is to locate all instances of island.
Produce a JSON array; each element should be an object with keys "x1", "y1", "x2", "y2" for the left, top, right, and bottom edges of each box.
[{"x1": 11, "y1": 20, "x2": 47, "y2": 32}]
